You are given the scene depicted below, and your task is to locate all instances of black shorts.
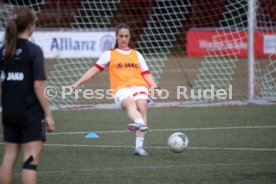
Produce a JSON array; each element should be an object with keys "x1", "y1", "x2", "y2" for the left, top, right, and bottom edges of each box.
[{"x1": 2, "y1": 117, "x2": 46, "y2": 144}]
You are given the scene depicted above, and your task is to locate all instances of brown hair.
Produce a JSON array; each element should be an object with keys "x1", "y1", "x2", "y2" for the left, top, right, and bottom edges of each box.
[
  {"x1": 113, "y1": 24, "x2": 131, "y2": 49},
  {"x1": 4, "y1": 7, "x2": 37, "y2": 63}
]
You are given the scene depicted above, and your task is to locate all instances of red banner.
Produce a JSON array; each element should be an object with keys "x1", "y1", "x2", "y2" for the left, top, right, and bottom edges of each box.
[{"x1": 187, "y1": 30, "x2": 276, "y2": 58}]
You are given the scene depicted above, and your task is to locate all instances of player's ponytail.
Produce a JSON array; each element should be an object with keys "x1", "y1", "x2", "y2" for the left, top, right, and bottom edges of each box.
[
  {"x1": 4, "y1": 7, "x2": 37, "y2": 63},
  {"x1": 4, "y1": 18, "x2": 18, "y2": 63}
]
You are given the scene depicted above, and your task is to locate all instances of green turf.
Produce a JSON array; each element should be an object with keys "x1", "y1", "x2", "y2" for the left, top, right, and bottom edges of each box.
[{"x1": 1, "y1": 105, "x2": 276, "y2": 183}]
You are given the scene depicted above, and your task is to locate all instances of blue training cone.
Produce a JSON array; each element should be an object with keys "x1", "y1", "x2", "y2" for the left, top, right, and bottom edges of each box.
[{"x1": 85, "y1": 132, "x2": 99, "y2": 139}]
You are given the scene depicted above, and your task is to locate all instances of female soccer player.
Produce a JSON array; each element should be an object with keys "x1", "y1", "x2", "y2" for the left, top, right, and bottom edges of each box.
[
  {"x1": 71, "y1": 24, "x2": 160, "y2": 156},
  {"x1": 0, "y1": 7, "x2": 55, "y2": 184}
]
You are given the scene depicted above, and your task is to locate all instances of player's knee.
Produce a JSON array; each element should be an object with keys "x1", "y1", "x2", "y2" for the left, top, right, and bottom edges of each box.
[
  {"x1": 22, "y1": 155, "x2": 37, "y2": 171},
  {"x1": 124, "y1": 102, "x2": 137, "y2": 112},
  {"x1": 137, "y1": 107, "x2": 146, "y2": 114}
]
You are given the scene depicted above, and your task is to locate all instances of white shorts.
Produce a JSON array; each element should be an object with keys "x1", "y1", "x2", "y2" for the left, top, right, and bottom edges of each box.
[{"x1": 114, "y1": 86, "x2": 149, "y2": 107}]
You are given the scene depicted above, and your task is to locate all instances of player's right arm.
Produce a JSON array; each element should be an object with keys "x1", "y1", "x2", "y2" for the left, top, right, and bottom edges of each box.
[
  {"x1": 71, "y1": 50, "x2": 110, "y2": 90},
  {"x1": 71, "y1": 66, "x2": 101, "y2": 90}
]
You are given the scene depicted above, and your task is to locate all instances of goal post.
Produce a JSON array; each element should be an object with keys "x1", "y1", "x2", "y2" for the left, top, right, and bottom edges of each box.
[
  {"x1": 248, "y1": 0, "x2": 256, "y2": 101},
  {"x1": 0, "y1": 0, "x2": 275, "y2": 109}
]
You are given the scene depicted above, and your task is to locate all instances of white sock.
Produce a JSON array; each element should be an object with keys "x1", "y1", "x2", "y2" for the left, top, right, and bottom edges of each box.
[
  {"x1": 135, "y1": 137, "x2": 144, "y2": 149},
  {"x1": 134, "y1": 118, "x2": 145, "y2": 125}
]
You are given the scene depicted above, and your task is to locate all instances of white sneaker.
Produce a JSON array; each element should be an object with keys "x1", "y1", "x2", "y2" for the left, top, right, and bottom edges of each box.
[
  {"x1": 128, "y1": 123, "x2": 149, "y2": 132},
  {"x1": 134, "y1": 147, "x2": 148, "y2": 156}
]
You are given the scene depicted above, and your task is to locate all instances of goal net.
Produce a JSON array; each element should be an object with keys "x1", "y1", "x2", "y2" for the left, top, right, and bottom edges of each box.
[{"x1": 0, "y1": 0, "x2": 275, "y2": 109}]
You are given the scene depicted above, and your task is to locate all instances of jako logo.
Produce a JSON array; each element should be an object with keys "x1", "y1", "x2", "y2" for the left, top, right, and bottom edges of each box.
[
  {"x1": 116, "y1": 62, "x2": 138, "y2": 69},
  {"x1": 6, "y1": 72, "x2": 24, "y2": 81},
  {"x1": 124, "y1": 62, "x2": 138, "y2": 68},
  {"x1": 116, "y1": 63, "x2": 123, "y2": 69}
]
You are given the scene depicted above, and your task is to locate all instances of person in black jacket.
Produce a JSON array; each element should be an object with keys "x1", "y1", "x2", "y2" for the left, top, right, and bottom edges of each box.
[{"x1": 0, "y1": 7, "x2": 55, "y2": 184}]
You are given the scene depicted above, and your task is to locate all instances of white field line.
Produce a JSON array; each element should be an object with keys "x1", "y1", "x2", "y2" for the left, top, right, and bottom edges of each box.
[
  {"x1": 48, "y1": 125, "x2": 276, "y2": 135},
  {"x1": 41, "y1": 124, "x2": 276, "y2": 152},
  {"x1": 1, "y1": 125, "x2": 274, "y2": 137},
  {"x1": 40, "y1": 144, "x2": 276, "y2": 152},
  {"x1": 0, "y1": 142, "x2": 275, "y2": 151}
]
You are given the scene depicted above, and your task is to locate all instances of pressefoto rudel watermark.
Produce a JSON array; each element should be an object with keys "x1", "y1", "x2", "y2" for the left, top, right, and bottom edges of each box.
[
  {"x1": 44, "y1": 85, "x2": 233, "y2": 100},
  {"x1": 176, "y1": 85, "x2": 232, "y2": 100}
]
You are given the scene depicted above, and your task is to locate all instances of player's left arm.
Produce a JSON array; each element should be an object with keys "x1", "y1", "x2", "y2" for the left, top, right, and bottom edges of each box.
[
  {"x1": 33, "y1": 46, "x2": 55, "y2": 132},
  {"x1": 143, "y1": 73, "x2": 162, "y2": 96},
  {"x1": 137, "y1": 51, "x2": 161, "y2": 95},
  {"x1": 143, "y1": 73, "x2": 158, "y2": 88}
]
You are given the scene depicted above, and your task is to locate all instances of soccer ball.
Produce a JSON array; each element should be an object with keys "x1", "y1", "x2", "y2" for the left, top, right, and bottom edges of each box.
[{"x1": 168, "y1": 132, "x2": 189, "y2": 153}]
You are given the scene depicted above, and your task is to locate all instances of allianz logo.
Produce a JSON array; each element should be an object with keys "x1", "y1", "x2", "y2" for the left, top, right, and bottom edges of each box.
[{"x1": 0, "y1": 71, "x2": 24, "y2": 81}]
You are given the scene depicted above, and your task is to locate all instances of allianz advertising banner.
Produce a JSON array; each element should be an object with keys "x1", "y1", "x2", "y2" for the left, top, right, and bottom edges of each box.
[{"x1": 0, "y1": 31, "x2": 115, "y2": 58}]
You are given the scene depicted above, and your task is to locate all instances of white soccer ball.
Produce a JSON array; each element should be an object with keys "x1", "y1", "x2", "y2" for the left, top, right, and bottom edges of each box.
[{"x1": 168, "y1": 132, "x2": 189, "y2": 153}]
